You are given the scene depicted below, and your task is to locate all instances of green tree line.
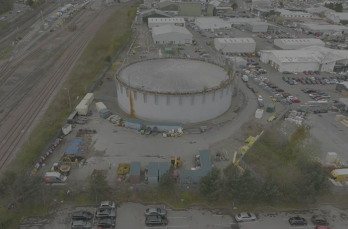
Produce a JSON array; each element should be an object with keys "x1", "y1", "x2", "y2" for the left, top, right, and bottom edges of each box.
[{"x1": 324, "y1": 3, "x2": 343, "y2": 12}]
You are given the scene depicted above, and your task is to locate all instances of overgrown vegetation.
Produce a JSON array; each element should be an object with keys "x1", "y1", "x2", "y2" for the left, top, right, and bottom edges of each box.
[
  {"x1": 89, "y1": 172, "x2": 110, "y2": 202},
  {"x1": 0, "y1": 0, "x2": 14, "y2": 14},
  {"x1": 0, "y1": 2, "x2": 138, "y2": 228},
  {"x1": 27, "y1": 0, "x2": 46, "y2": 9}
]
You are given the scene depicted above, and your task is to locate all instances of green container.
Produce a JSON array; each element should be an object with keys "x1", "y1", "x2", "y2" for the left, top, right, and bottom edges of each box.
[{"x1": 266, "y1": 104, "x2": 275, "y2": 113}]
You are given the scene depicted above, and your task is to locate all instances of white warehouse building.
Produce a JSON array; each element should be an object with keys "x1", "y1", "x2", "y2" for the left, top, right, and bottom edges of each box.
[
  {"x1": 260, "y1": 46, "x2": 348, "y2": 73},
  {"x1": 152, "y1": 25, "x2": 192, "y2": 44},
  {"x1": 115, "y1": 59, "x2": 234, "y2": 124},
  {"x1": 148, "y1": 18, "x2": 185, "y2": 29},
  {"x1": 274, "y1": 39, "x2": 325, "y2": 50},
  {"x1": 214, "y1": 38, "x2": 256, "y2": 54},
  {"x1": 195, "y1": 17, "x2": 231, "y2": 30}
]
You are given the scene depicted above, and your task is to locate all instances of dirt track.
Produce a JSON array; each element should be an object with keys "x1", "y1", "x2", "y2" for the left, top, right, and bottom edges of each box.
[{"x1": 0, "y1": 1, "x2": 124, "y2": 171}]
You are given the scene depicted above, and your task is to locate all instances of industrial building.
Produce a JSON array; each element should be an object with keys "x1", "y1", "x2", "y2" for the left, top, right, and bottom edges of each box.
[
  {"x1": 252, "y1": 8, "x2": 281, "y2": 17},
  {"x1": 252, "y1": 0, "x2": 271, "y2": 8},
  {"x1": 260, "y1": 46, "x2": 348, "y2": 72},
  {"x1": 179, "y1": 150, "x2": 212, "y2": 184},
  {"x1": 245, "y1": 21, "x2": 278, "y2": 33},
  {"x1": 178, "y1": 2, "x2": 201, "y2": 17},
  {"x1": 214, "y1": 38, "x2": 256, "y2": 54},
  {"x1": 141, "y1": 9, "x2": 172, "y2": 23},
  {"x1": 115, "y1": 58, "x2": 234, "y2": 123},
  {"x1": 148, "y1": 18, "x2": 185, "y2": 29},
  {"x1": 273, "y1": 39, "x2": 325, "y2": 50},
  {"x1": 305, "y1": 6, "x2": 334, "y2": 14},
  {"x1": 208, "y1": 0, "x2": 233, "y2": 16},
  {"x1": 152, "y1": 25, "x2": 192, "y2": 44},
  {"x1": 325, "y1": 12, "x2": 348, "y2": 24},
  {"x1": 298, "y1": 23, "x2": 348, "y2": 35},
  {"x1": 276, "y1": 9, "x2": 313, "y2": 18},
  {"x1": 195, "y1": 17, "x2": 231, "y2": 30},
  {"x1": 157, "y1": 1, "x2": 179, "y2": 14}
]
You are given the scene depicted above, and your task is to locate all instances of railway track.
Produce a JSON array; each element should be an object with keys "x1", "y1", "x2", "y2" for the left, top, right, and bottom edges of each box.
[
  {"x1": 0, "y1": 6, "x2": 118, "y2": 170},
  {"x1": 0, "y1": 5, "x2": 93, "y2": 83}
]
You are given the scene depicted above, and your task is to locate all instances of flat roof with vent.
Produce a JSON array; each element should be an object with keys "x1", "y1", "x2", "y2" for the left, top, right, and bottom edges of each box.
[
  {"x1": 275, "y1": 38, "x2": 325, "y2": 46},
  {"x1": 148, "y1": 18, "x2": 185, "y2": 23},
  {"x1": 216, "y1": 38, "x2": 256, "y2": 44}
]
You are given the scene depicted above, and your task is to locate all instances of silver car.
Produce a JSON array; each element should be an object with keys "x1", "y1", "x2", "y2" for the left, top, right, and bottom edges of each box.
[
  {"x1": 144, "y1": 207, "x2": 167, "y2": 217},
  {"x1": 99, "y1": 201, "x2": 116, "y2": 210},
  {"x1": 235, "y1": 212, "x2": 257, "y2": 222},
  {"x1": 71, "y1": 220, "x2": 92, "y2": 229}
]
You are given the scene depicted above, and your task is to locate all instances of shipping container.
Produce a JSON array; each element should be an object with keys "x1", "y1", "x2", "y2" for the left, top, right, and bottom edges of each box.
[
  {"x1": 129, "y1": 162, "x2": 141, "y2": 184},
  {"x1": 96, "y1": 102, "x2": 107, "y2": 112}
]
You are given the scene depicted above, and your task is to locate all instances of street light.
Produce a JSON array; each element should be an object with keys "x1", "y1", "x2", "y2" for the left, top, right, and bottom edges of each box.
[{"x1": 64, "y1": 88, "x2": 71, "y2": 108}]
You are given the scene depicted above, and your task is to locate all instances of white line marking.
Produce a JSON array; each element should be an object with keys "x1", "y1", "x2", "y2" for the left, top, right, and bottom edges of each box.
[
  {"x1": 213, "y1": 215, "x2": 224, "y2": 216},
  {"x1": 167, "y1": 217, "x2": 187, "y2": 219}
]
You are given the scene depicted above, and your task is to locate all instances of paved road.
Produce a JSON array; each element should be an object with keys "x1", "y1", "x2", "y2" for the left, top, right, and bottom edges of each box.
[{"x1": 0, "y1": 3, "x2": 31, "y2": 22}]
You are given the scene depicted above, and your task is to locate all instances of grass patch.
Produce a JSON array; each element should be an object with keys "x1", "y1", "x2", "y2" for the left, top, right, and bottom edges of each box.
[
  {"x1": 0, "y1": 44, "x2": 14, "y2": 60},
  {"x1": 13, "y1": 2, "x2": 136, "y2": 169}
]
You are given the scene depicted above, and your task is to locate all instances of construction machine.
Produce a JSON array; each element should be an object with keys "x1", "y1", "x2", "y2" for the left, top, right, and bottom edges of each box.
[{"x1": 171, "y1": 156, "x2": 180, "y2": 169}]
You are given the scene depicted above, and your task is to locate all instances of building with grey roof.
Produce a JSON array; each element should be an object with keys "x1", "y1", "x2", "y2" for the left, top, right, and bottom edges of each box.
[
  {"x1": 141, "y1": 9, "x2": 172, "y2": 23},
  {"x1": 260, "y1": 46, "x2": 348, "y2": 73},
  {"x1": 298, "y1": 23, "x2": 348, "y2": 35},
  {"x1": 214, "y1": 38, "x2": 256, "y2": 54},
  {"x1": 245, "y1": 21, "x2": 278, "y2": 33},
  {"x1": 325, "y1": 12, "x2": 348, "y2": 24},
  {"x1": 148, "y1": 17, "x2": 185, "y2": 29},
  {"x1": 274, "y1": 39, "x2": 325, "y2": 50},
  {"x1": 152, "y1": 24, "x2": 192, "y2": 44},
  {"x1": 115, "y1": 58, "x2": 234, "y2": 123}
]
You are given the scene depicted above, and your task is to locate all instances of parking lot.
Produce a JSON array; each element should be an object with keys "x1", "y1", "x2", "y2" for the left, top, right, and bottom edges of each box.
[{"x1": 19, "y1": 202, "x2": 348, "y2": 229}]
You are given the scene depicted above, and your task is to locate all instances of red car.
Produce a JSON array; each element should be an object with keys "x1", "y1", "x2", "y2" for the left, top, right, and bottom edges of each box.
[
  {"x1": 308, "y1": 71, "x2": 314, "y2": 75},
  {"x1": 291, "y1": 99, "x2": 300, "y2": 103},
  {"x1": 314, "y1": 97, "x2": 323, "y2": 101},
  {"x1": 303, "y1": 71, "x2": 309, "y2": 75},
  {"x1": 282, "y1": 92, "x2": 291, "y2": 98},
  {"x1": 245, "y1": 53, "x2": 251, "y2": 57}
]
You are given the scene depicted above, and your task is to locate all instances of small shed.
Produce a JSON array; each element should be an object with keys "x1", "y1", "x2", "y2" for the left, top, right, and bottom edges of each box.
[
  {"x1": 164, "y1": 48, "x2": 172, "y2": 54},
  {"x1": 255, "y1": 109, "x2": 263, "y2": 119},
  {"x1": 158, "y1": 162, "x2": 170, "y2": 179},
  {"x1": 147, "y1": 162, "x2": 159, "y2": 184},
  {"x1": 125, "y1": 118, "x2": 144, "y2": 130},
  {"x1": 266, "y1": 104, "x2": 275, "y2": 113},
  {"x1": 129, "y1": 162, "x2": 141, "y2": 184},
  {"x1": 146, "y1": 122, "x2": 182, "y2": 132}
]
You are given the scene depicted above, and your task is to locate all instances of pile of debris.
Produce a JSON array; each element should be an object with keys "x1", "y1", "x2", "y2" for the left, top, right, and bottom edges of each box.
[
  {"x1": 284, "y1": 110, "x2": 307, "y2": 125},
  {"x1": 335, "y1": 115, "x2": 348, "y2": 128},
  {"x1": 107, "y1": 115, "x2": 125, "y2": 126}
]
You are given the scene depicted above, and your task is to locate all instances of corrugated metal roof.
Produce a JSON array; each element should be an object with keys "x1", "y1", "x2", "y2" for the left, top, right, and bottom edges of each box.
[
  {"x1": 149, "y1": 18, "x2": 184, "y2": 23},
  {"x1": 129, "y1": 162, "x2": 141, "y2": 176},
  {"x1": 199, "y1": 150, "x2": 212, "y2": 172},
  {"x1": 147, "y1": 162, "x2": 158, "y2": 177},
  {"x1": 152, "y1": 24, "x2": 191, "y2": 35},
  {"x1": 216, "y1": 37, "x2": 256, "y2": 44},
  {"x1": 158, "y1": 162, "x2": 170, "y2": 177},
  {"x1": 141, "y1": 9, "x2": 172, "y2": 18}
]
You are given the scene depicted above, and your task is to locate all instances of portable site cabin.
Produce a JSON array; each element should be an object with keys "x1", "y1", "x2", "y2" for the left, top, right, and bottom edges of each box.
[
  {"x1": 129, "y1": 162, "x2": 141, "y2": 184},
  {"x1": 125, "y1": 118, "x2": 144, "y2": 130},
  {"x1": 266, "y1": 104, "x2": 275, "y2": 113}
]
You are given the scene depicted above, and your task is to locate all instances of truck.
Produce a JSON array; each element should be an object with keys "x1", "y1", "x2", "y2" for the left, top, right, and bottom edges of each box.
[
  {"x1": 242, "y1": 75, "x2": 248, "y2": 82},
  {"x1": 331, "y1": 169, "x2": 348, "y2": 182},
  {"x1": 44, "y1": 172, "x2": 67, "y2": 183}
]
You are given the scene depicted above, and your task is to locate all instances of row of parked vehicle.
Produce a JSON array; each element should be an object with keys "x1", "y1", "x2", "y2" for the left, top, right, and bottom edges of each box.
[
  {"x1": 71, "y1": 201, "x2": 116, "y2": 229},
  {"x1": 283, "y1": 75, "x2": 347, "y2": 85},
  {"x1": 301, "y1": 88, "x2": 332, "y2": 104},
  {"x1": 235, "y1": 212, "x2": 332, "y2": 228}
]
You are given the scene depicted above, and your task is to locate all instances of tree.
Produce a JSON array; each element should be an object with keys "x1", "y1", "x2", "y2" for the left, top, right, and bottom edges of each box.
[
  {"x1": 279, "y1": 2, "x2": 283, "y2": 8},
  {"x1": 27, "y1": 0, "x2": 34, "y2": 6},
  {"x1": 269, "y1": 10, "x2": 276, "y2": 16},
  {"x1": 88, "y1": 172, "x2": 110, "y2": 202},
  {"x1": 224, "y1": 164, "x2": 260, "y2": 204},
  {"x1": 231, "y1": 3, "x2": 238, "y2": 10},
  {"x1": 199, "y1": 167, "x2": 221, "y2": 202},
  {"x1": 335, "y1": 3, "x2": 343, "y2": 13},
  {"x1": 260, "y1": 175, "x2": 281, "y2": 204},
  {"x1": 159, "y1": 167, "x2": 175, "y2": 193}
]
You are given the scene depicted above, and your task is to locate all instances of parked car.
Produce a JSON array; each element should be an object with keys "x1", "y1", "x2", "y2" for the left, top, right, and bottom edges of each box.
[
  {"x1": 95, "y1": 209, "x2": 116, "y2": 219},
  {"x1": 98, "y1": 218, "x2": 116, "y2": 228},
  {"x1": 71, "y1": 220, "x2": 92, "y2": 229},
  {"x1": 314, "y1": 109, "x2": 328, "y2": 114},
  {"x1": 282, "y1": 92, "x2": 291, "y2": 98},
  {"x1": 282, "y1": 76, "x2": 289, "y2": 82},
  {"x1": 258, "y1": 100, "x2": 264, "y2": 107},
  {"x1": 283, "y1": 71, "x2": 291, "y2": 74},
  {"x1": 314, "y1": 71, "x2": 320, "y2": 75},
  {"x1": 144, "y1": 208, "x2": 167, "y2": 217},
  {"x1": 276, "y1": 88, "x2": 284, "y2": 92},
  {"x1": 303, "y1": 71, "x2": 309, "y2": 75},
  {"x1": 99, "y1": 201, "x2": 116, "y2": 210},
  {"x1": 288, "y1": 217, "x2": 307, "y2": 226},
  {"x1": 145, "y1": 215, "x2": 168, "y2": 226},
  {"x1": 72, "y1": 211, "x2": 93, "y2": 221},
  {"x1": 291, "y1": 99, "x2": 301, "y2": 103},
  {"x1": 235, "y1": 212, "x2": 257, "y2": 222},
  {"x1": 308, "y1": 71, "x2": 314, "y2": 75},
  {"x1": 252, "y1": 88, "x2": 258, "y2": 93},
  {"x1": 314, "y1": 226, "x2": 333, "y2": 229}
]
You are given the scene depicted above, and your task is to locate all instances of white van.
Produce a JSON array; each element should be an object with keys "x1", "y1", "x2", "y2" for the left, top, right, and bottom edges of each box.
[
  {"x1": 44, "y1": 172, "x2": 67, "y2": 183},
  {"x1": 210, "y1": 29, "x2": 214, "y2": 33}
]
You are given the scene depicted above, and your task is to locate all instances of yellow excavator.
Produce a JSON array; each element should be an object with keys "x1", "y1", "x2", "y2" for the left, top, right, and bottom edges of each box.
[{"x1": 171, "y1": 156, "x2": 180, "y2": 169}]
